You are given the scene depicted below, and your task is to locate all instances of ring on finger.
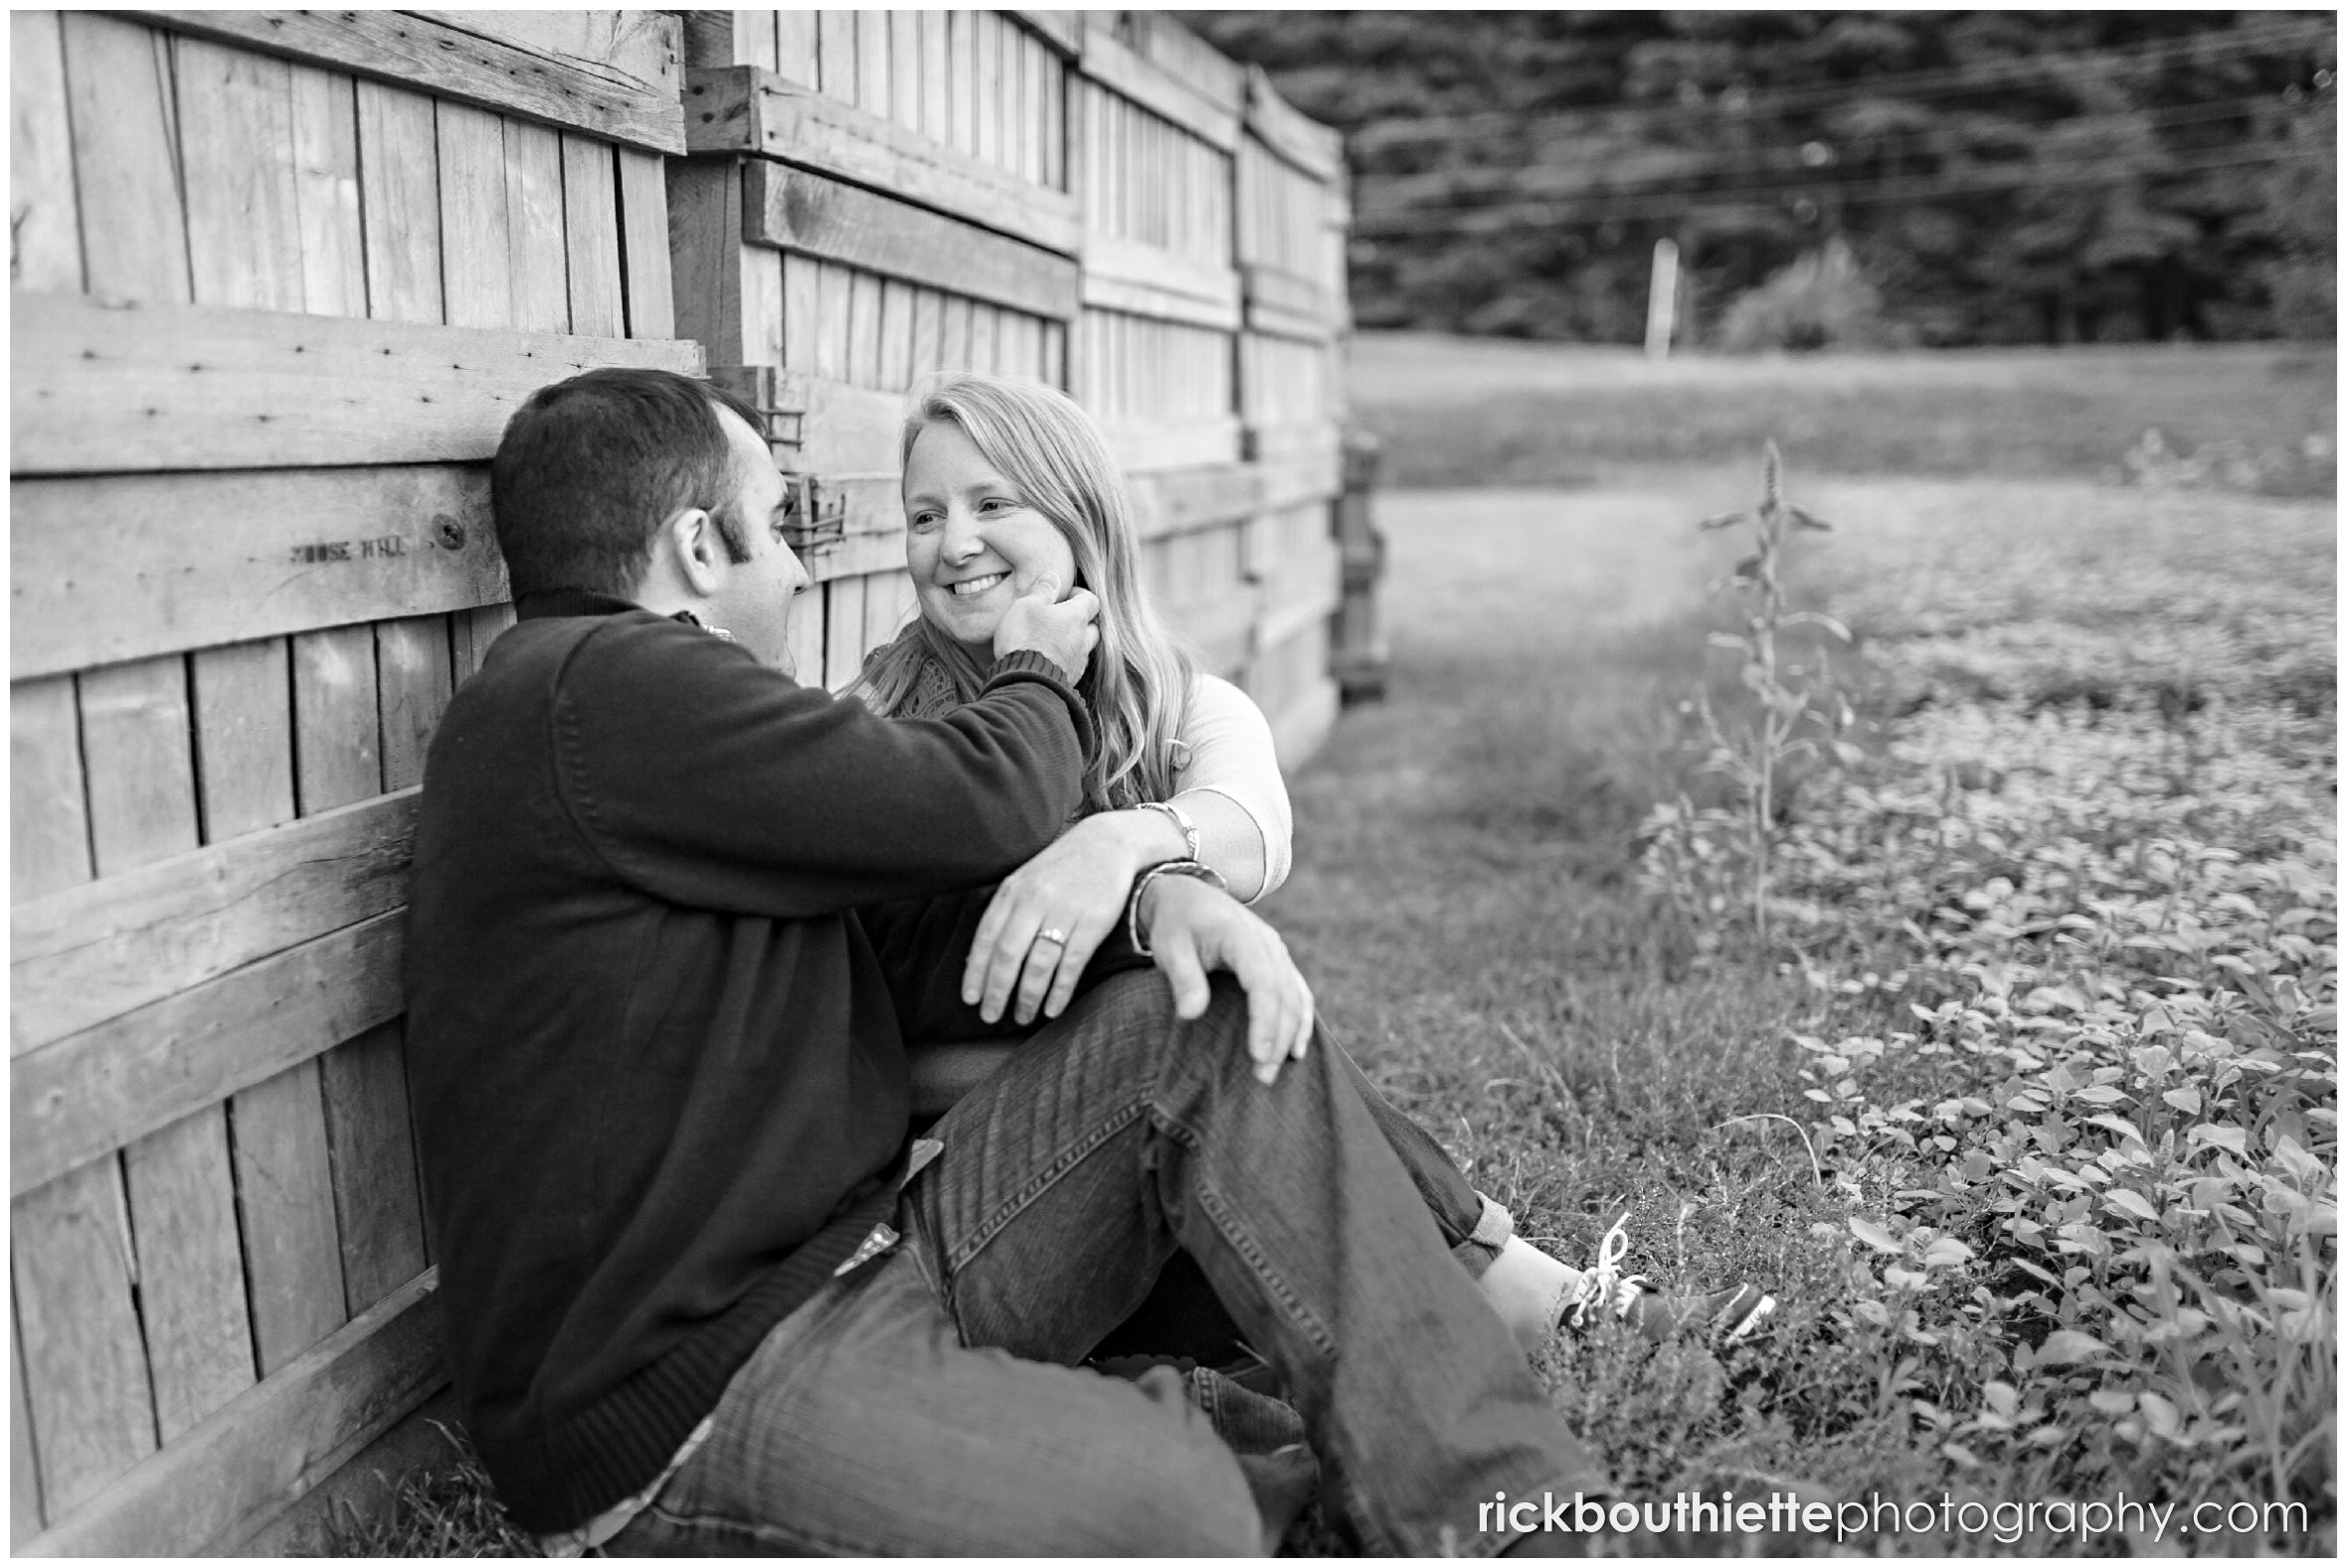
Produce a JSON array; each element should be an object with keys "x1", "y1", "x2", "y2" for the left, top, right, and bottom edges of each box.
[{"x1": 1034, "y1": 928, "x2": 1068, "y2": 948}]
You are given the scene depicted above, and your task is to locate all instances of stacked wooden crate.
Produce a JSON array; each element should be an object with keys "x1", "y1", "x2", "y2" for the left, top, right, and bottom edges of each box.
[
  {"x1": 9, "y1": 8, "x2": 1365, "y2": 1552},
  {"x1": 8, "y1": 10, "x2": 694, "y2": 1553}
]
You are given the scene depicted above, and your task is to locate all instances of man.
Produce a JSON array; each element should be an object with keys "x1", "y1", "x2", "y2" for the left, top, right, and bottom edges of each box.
[{"x1": 406, "y1": 367, "x2": 1614, "y2": 1556}]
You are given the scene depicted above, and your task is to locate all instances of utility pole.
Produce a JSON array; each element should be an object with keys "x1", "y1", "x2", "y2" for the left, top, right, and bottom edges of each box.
[{"x1": 1645, "y1": 237, "x2": 1680, "y2": 359}]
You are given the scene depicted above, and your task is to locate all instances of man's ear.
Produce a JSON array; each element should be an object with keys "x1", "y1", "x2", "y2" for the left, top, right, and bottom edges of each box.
[{"x1": 657, "y1": 506, "x2": 728, "y2": 597}]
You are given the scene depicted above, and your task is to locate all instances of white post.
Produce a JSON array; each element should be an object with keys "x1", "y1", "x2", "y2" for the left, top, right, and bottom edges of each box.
[{"x1": 1645, "y1": 237, "x2": 1680, "y2": 360}]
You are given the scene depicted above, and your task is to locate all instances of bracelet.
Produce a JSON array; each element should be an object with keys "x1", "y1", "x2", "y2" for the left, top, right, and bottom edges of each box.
[
  {"x1": 1135, "y1": 799, "x2": 1199, "y2": 862},
  {"x1": 1126, "y1": 859, "x2": 1228, "y2": 958}
]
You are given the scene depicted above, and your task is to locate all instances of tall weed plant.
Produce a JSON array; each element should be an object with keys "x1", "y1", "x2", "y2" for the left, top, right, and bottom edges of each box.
[{"x1": 1640, "y1": 470, "x2": 2337, "y2": 1546}]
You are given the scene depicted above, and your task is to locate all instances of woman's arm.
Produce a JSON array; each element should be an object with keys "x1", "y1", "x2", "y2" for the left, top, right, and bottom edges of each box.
[{"x1": 1170, "y1": 674, "x2": 1292, "y2": 904}]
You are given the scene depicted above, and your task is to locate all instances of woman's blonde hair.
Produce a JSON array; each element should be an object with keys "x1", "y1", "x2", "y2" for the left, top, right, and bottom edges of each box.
[{"x1": 852, "y1": 371, "x2": 1196, "y2": 812}]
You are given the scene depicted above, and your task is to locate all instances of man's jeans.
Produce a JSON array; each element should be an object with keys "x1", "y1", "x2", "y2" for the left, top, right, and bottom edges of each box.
[{"x1": 606, "y1": 970, "x2": 1610, "y2": 1555}]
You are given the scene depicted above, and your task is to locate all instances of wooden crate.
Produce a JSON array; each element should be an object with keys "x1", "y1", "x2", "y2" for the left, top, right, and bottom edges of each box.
[
  {"x1": 11, "y1": 8, "x2": 1363, "y2": 1551},
  {"x1": 678, "y1": 8, "x2": 1077, "y2": 690},
  {"x1": 7, "y1": 10, "x2": 694, "y2": 1553}
]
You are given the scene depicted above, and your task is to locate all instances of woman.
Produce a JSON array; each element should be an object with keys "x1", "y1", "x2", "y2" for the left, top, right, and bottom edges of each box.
[{"x1": 855, "y1": 372, "x2": 1775, "y2": 1355}]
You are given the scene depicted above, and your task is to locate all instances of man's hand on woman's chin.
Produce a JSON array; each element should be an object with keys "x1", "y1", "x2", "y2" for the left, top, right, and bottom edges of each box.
[{"x1": 1141, "y1": 875, "x2": 1316, "y2": 1084}]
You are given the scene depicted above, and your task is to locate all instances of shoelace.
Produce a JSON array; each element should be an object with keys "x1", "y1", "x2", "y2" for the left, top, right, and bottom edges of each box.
[{"x1": 1559, "y1": 1214, "x2": 1652, "y2": 1327}]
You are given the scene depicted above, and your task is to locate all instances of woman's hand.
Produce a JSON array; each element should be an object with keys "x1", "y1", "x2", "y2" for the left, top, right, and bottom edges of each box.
[{"x1": 962, "y1": 809, "x2": 1187, "y2": 1027}]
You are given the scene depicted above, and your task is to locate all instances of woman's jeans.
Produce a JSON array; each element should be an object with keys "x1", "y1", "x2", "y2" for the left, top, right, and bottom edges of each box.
[{"x1": 606, "y1": 970, "x2": 1610, "y2": 1556}]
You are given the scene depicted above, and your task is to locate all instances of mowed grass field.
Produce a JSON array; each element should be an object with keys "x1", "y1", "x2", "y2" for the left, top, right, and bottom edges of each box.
[
  {"x1": 1264, "y1": 336, "x2": 2336, "y2": 1554},
  {"x1": 356, "y1": 341, "x2": 2333, "y2": 1555}
]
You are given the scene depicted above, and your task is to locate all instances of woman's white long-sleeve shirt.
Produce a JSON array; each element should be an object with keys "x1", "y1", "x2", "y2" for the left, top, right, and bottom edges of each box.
[{"x1": 1171, "y1": 673, "x2": 1293, "y2": 902}]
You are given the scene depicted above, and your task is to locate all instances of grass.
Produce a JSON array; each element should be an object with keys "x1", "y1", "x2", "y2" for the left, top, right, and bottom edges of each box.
[
  {"x1": 1350, "y1": 333, "x2": 2338, "y2": 497},
  {"x1": 350, "y1": 341, "x2": 2333, "y2": 1554}
]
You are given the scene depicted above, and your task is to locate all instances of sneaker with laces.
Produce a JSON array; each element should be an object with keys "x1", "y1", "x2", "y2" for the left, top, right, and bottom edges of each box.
[{"x1": 1557, "y1": 1216, "x2": 1776, "y2": 1347}]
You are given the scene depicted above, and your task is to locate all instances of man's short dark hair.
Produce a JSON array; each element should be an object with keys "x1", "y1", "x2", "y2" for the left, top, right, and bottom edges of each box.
[{"x1": 489, "y1": 368, "x2": 769, "y2": 600}]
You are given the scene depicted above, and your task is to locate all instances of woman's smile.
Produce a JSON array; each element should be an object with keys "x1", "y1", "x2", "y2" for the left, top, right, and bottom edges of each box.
[{"x1": 948, "y1": 571, "x2": 1010, "y2": 598}]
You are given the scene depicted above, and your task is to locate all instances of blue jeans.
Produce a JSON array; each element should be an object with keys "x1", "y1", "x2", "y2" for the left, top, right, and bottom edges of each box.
[{"x1": 606, "y1": 970, "x2": 1610, "y2": 1555}]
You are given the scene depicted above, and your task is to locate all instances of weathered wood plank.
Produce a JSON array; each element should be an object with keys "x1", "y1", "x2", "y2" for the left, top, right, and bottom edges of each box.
[
  {"x1": 687, "y1": 66, "x2": 1081, "y2": 256},
  {"x1": 231, "y1": 1061, "x2": 348, "y2": 1375},
  {"x1": 1012, "y1": 9, "x2": 1084, "y2": 59},
  {"x1": 563, "y1": 133, "x2": 627, "y2": 336},
  {"x1": 743, "y1": 160, "x2": 1080, "y2": 322},
  {"x1": 1086, "y1": 233, "x2": 1242, "y2": 313},
  {"x1": 126, "y1": 9, "x2": 685, "y2": 153},
  {"x1": 774, "y1": 10, "x2": 816, "y2": 86},
  {"x1": 19, "y1": 1269, "x2": 444, "y2": 1557},
  {"x1": 823, "y1": 574, "x2": 868, "y2": 690},
  {"x1": 410, "y1": 8, "x2": 681, "y2": 107},
  {"x1": 1077, "y1": 28, "x2": 1238, "y2": 153},
  {"x1": 13, "y1": 466, "x2": 504, "y2": 679},
  {"x1": 289, "y1": 65, "x2": 366, "y2": 318},
  {"x1": 12, "y1": 1160, "x2": 155, "y2": 1518},
  {"x1": 11, "y1": 292, "x2": 702, "y2": 475},
  {"x1": 1082, "y1": 272, "x2": 1242, "y2": 336},
  {"x1": 319, "y1": 1021, "x2": 428, "y2": 1314},
  {"x1": 617, "y1": 146, "x2": 676, "y2": 338},
  {"x1": 437, "y1": 100, "x2": 514, "y2": 329},
  {"x1": 10, "y1": 678, "x2": 92, "y2": 903},
  {"x1": 504, "y1": 118, "x2": 572, "y2": 333},
  {"x1": 79, "y1": 656, "x2": 200, "y2": 877},
  {"x1": 121, "y1": 1111, "x2": 255, "y2": 1442},
  {"x1": 917, "y1": 9, "x2": 950, "y2": 145},
  {"x1": 816, "y1": 9, "x2": 857, "y2": 103},
  {"x1": 855, "y1": 8, "x2": 891, "y2": 119},
  {"x1": 846, "y1": 269, "x2": 884, "y2": 390},
  {"x1": 1244, "y1": 64, "x2": 1345, "y2": 183},
  {"x1": 665, "y1": 156, "x2": 746, "y2": 361},
  {"x1": 813, "y1": 259, "x2": 852, "y2": 382},
  {"x1": 13, "y1": 911, "x2": 406, "y2": 1198},
  {"x1": 356, "y1": 80, "x2": 445, "y2": 326},
  {"x1": 1101, "y1": 418, "x2": 1245, "y2": 475},
  {"x1": 376, "y1": 615, "x2": 454, "y2": 792},
  {"x1": 12, "y1": 1324, "x2": 42, "y2": 1544},
  {"x1": 878, "y1": 280, "x2": 914, "y2": 394},
  {"x1": 1128, "y1": 463, "x2": 1263, "y2": 540},
  {"x1": 15, "y1": 784, "x2": 422, "y2": 1053},
  {"x1": 175, "y1": 36, "x2": 302, "y2": 312},
  {"x1": 947, "y1": 10, "x2": 978, "y2": 158},
  {"x1": 61, "y1": 12, "x2": 189, "y2": 304},
  {"x1": 10, "y1": 11, "x2": 83, "y2": 292},
  {"x1": 293, "y1": 624, "x2": 382, "y2": 814},
  {"x1": 190, "y1": 639, "x2": 296, "y2": 845}
]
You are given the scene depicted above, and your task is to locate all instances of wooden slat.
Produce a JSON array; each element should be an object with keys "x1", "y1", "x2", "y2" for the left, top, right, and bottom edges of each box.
[
  {"x1": 1257, "y1": 445, "x2": 1346, "y2": 512},
  {"x1": 1082, "y1": 273, "x2": 1242, "y2": 335},
  {"x1": 191, "y1": 639, "x2": 296, "y2": 844},
  {"x1": 437, "y1": 100, "x2": 514, "y2": 329},
  {"x1": 823, "y1": 574, "x2": 868, "y2": 689},
  {"x1": 293, "y1": 624, "x2": 383, "y2": 814},
  {"x1": 376, "y1": 616, "x2": 454, "y2": 792},
  {"x1": 319, "y1": 1021, "x2": 427, "y2": 1314},
  {"x1": 121, "y1": 1112, "x2": 256, "y2": 1441},
  {"x1": 12, "y1": 1161, "x2": 155, "y2": 1518},
  {"x1": 19, "y1": 1269, "x2": 444, "y2": 1557},
  {"x1": 12, "y1": 1324, "x2": 42, "y2": 1544},
  {"x1": 126, "y1": 9, "x2": 685, "y2": 154},
  {"x1": 947, "y1": 10, "x2": 977, "y2": 158},
  {"x1": 176, "y1": 36, "x2": 301, "y2": 312},
  {"x1": 289, "y1": 64, "x2": 366, "y2": 318},
  {"x1": 61, "y1": 12, "x2": 188, "y2": 304},
  {"x1": 665, "y1": 157, "x2": 746, "y2": 361},
  {"x1": 13, "y1": 466, "x2": 505, "y2": 679},
  {"x1": 1014, "y1": 9, "x2": 1084, "y2": 59},
  {"x1": 562, "y1": 133, "x2": 627, "y2": 336},
  {"x1": 1079, "y1": 28, "x2": 1238, "y2": 153},
  {"x1": 764, "y1": 370, "x2": 908, "y2": 476},
  {"x1": 1102, "y1": 418, "x2": 1245, "y2": 474},
  {"x1": 815, "y1": 9, "x2": 856, "y2": 102},
  {"x1": 14, "y1": 911, "x2": 406, "y2": 1198},
  {"x1": 744, "y1": 160, "x2": 1081, "y2": 322},
  {"x1": 910, "y1": 286, "x2": 944, "y2": 381},
  {"x1": 11, "y1": 292, "x2": 702, "y2": 475},
  {"x1": 846, "y1": 269, "x2": 884, "y2": 389},
  {"x1": 1244, "y1": 66, "x2": 1345, "y2": 183},
  {"x1": 878, "y1": 280, "x2": 914, "y2": 393},
  {"x1": 1086, "y1": 233, "x2": 1242, "y2": 311},
  {"x1": 356, "y1": 80, "x2": 445, "y2": 326},
  {"x1": 1128, "y1": 462, "x2": 1262, "y2": 539},
  {"x1": 17, "y1": 782, "x2": 424, "y2": 1052},
  {"x1": 1125, "y1": 10, "x2": 1246, "y2": 113},
  {"x1": 10, "y1": 677, "x2": 92, "y2": 902},
  {"x1": 10, "y1": 11, "x2": 83, "y2": 293},
  {"x1": 813, "y1": 259, "x2": 852, "y2": 381},
  {"x1": 232, "y1": 1061, "x2": 349, "y2": 1374},
  {"x1": 974, "y1": 9, "x2": 1000, "y2": 171},
  {"x1": 687, "y1": 66, "x2": 1081, "y2": 256},
  {"x1": 917, "y1": 10, "x2": 949, "y2": 145},
  {"x1": 80, "y1": 657, "x2": 200, "y2": 875},
  {"x1": 617, "y1": 146, "x2": 676, "y2": 338},
  {"x1": 504, "y1": 119, "x2": 572, "y2": 333},
  {"x1": 891, "y1": 9, "x2": 927, "y2": 129},
  {"x1": 411, "y1": 9, "x2": 681, "y2": 106},
  {"x1": 855, "y1": 8, "x2": 890, "y2": 119},
  {"x1": 775, "y1": 10, "x2": 817, "y2": 87}
]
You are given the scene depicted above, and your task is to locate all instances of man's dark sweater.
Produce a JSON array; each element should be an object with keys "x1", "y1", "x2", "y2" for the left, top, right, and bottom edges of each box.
[{"x1": 404, "y1": 593, "x2": 1095, "y2": 1532}]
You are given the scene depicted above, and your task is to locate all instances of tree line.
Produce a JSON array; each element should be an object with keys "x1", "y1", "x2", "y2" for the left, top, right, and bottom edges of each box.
[{"x1": 1181, "y1": 10, "x2": 2336, "y2": 347}]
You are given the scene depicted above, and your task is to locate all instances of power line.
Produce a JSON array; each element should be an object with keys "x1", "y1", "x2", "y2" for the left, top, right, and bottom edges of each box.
[
  {"x1": 1353, "y1": 146, "x2": 2319, "y2": 237},
  {"x1": 1350, "y1": 20, "x2": 2332, "y2": 154},
  {"x1": 1367, "y1": 92, "x2": 2296, "y2": 212}
]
